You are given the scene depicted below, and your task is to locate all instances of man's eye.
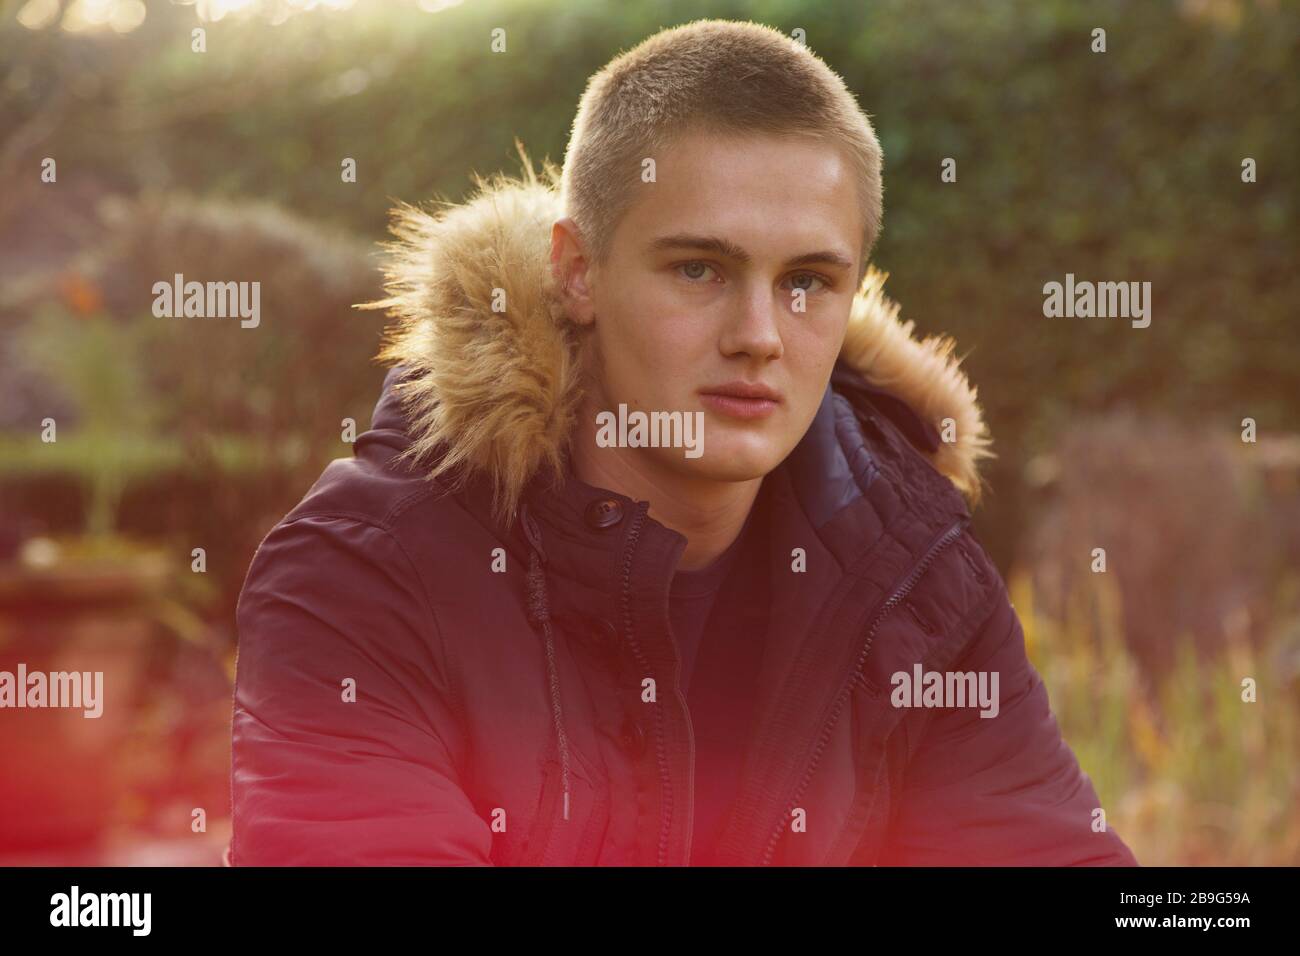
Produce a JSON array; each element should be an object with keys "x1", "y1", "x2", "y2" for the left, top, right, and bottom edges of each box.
[
  {"x1": 786, "y1": 272, "x2": 829, "y2": 294},
  {"x1": 677, "y1": 261, "x2": 719, "y2": 282}
]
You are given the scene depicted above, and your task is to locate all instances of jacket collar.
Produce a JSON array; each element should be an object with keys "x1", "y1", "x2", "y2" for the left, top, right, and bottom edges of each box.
[{"x1": 359, "y1": 157, "x2": 994, "y2": 530}]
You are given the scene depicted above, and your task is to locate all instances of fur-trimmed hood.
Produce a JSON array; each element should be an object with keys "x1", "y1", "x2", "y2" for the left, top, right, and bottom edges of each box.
[{"x1": 359, "y1": 155, "x2": 994, "y2": 522}]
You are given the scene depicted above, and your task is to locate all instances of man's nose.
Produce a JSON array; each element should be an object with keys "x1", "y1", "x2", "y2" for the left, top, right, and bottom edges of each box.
[{"x1": 719, "y1": 281, "x2": 784, "y2": 360}]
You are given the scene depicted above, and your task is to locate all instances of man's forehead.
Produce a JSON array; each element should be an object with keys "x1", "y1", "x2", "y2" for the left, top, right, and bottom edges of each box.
[
  {"x1": 654, "y1": 129, "x2": 850, "y2": 187},
  {"x1": 618, "y1": 130, "x2": 863, "y2": 257}
]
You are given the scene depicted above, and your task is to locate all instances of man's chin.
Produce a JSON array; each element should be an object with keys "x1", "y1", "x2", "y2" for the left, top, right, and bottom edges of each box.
[{"x1": 673, "y1": 444, "x2": 783, "y2": 483}]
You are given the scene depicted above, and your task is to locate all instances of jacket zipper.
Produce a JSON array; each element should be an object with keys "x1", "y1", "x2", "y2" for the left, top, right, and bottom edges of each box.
[
  {"x1": 617, "y1": 500, "x2": 679, "y2": 866},
  {"x1": 757, "y1": 515, "x2": 971, "y2": 865},
  {"x1": 669, "y1": 590, "x2": 697, "y2": 864}
]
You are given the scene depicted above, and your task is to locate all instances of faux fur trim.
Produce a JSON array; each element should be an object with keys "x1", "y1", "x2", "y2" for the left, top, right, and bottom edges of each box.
[
  {"x1": 359, "y1": 149, "x2": 994, "y2": 524},
  {"x1": 840, "y1": 268, "x2": 995, "y2": 508}
]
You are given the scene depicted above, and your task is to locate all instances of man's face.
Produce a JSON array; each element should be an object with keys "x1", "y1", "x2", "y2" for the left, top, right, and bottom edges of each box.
[{"x1": 560, "y1": 129, "x2": 863, "y2": 484}]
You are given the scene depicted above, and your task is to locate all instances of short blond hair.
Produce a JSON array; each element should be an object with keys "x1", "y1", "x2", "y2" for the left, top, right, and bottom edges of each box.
[{"x1": 560, "y1": 19, "x2": 884, "y2": 285}]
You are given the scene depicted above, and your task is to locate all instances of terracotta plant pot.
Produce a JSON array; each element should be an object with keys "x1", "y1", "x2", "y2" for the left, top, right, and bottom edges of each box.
[{"x1": 0, "y1": 543, "x2": 170, "y2": 857}]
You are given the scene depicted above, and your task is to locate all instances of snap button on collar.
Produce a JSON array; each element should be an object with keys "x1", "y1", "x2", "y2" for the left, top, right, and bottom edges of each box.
[{"x1": 585, "y1": 497, "x2": 624, "y2": 530}]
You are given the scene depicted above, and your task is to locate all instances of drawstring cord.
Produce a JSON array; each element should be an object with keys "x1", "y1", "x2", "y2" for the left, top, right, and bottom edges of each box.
[{"x1": 520, "y1": 502, "x2": 571, "y2": 822}]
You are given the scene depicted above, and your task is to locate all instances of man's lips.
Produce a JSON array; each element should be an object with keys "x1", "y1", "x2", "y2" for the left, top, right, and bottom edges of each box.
[{"x1": 698, "y1": 382, "x2": 783, "y2": 420}]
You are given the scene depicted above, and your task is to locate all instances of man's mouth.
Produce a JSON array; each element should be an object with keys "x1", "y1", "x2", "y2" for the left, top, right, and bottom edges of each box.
[{"x1": 698, "y1": 381, "x2": 783, "y2": 420}]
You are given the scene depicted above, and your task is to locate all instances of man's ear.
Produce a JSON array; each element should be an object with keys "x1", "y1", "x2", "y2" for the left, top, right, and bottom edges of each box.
[{"x1": 551, "y1": 217, "x2": 597, "y2": 327}]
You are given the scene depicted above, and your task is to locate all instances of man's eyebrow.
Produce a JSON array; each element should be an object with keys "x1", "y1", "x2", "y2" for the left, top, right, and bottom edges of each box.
[
  {"x1": 649, "y1": 234, "x2": 751, "y2": 262},
  {"x1": 647, "y1": 233, "x2": 855, "y2": 271},
  {"x1": 785, "y1": 249, "x2": 855, "y2": 271}
]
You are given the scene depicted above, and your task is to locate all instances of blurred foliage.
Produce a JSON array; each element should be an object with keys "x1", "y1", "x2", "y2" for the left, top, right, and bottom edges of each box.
[
  {"x1": 15, "y1": 306, "x2": 157, "y2": 534},
  {"x1": 89, "y1": 190, "x2": 384, "y2": 444},
  {"x1": 1018, "y1": 566, "x2": 1300, "y2": 865},
  {"x1": 1, "y1": 0, "x2": 1295, "y2": 566},
  {"x1": 1020, "y1": 411, "x2": 1300, "y2": 677}
]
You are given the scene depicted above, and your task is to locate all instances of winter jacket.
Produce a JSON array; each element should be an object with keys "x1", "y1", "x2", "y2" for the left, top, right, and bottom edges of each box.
[{"x1": 230, "y1": 168, "x2": 1139, "y2": 867}]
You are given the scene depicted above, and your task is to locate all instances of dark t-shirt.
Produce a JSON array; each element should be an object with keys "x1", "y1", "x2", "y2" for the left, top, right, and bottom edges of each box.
[
  {"x1": 667, "y1": 508, "x2": 768, "y2": 865},
  {"x1": 668, "y1": 530, "x2": 744, "y2": 697}
]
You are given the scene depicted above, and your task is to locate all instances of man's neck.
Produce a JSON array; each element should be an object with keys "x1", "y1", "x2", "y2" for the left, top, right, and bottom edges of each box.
[{"x1": 570, "y1": 409, "x2": 761, "y2": 571}]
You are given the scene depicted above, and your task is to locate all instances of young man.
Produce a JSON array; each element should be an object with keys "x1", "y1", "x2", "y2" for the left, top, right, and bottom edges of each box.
[{"x1": 230, "y1": 19, "x2": 1138, "y2": 866}]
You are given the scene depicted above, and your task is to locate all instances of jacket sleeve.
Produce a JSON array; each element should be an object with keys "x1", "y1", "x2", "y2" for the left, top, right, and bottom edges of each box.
[
  {"x1": 876, "y1": 575, "x2": 1139, "y2": 866},
  {"x1": 231, "y1": 513, "x2": 494, "y2": 865}
]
